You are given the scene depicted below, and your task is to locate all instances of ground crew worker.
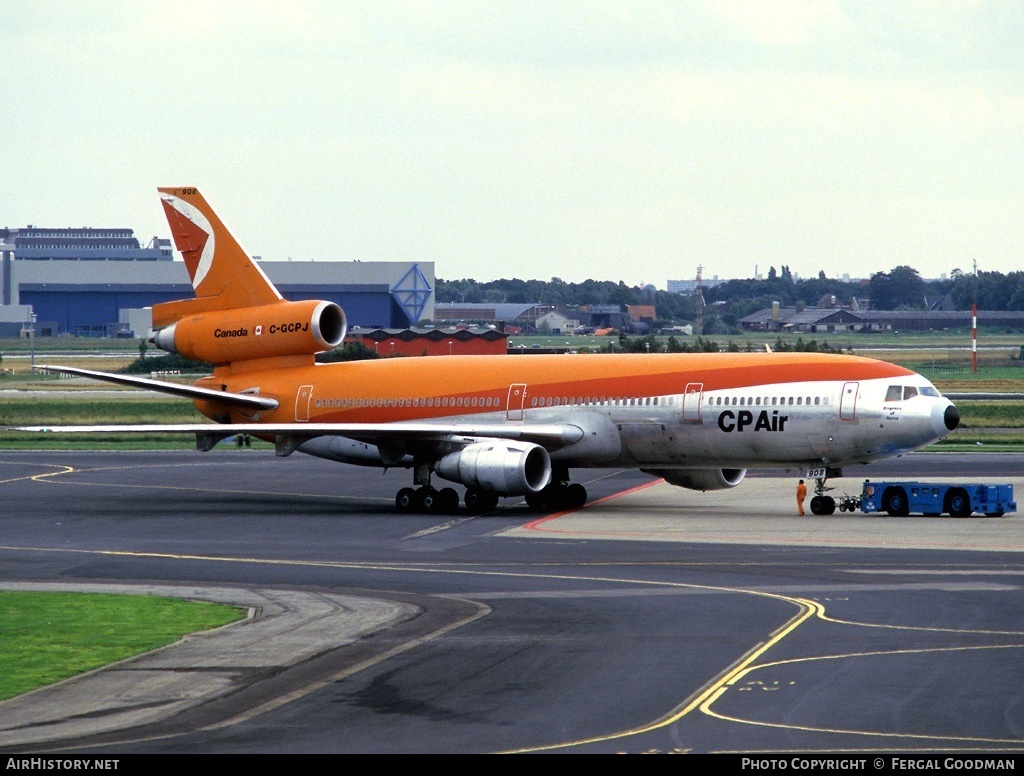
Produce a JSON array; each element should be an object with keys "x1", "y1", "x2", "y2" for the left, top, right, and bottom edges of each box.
[{"x1": 796, "y1": 479, "x2": 807, "y2": 515}]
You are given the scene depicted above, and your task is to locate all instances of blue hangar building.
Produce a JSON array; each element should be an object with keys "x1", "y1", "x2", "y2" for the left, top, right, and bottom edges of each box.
[{"x1": 0, "y1": 227, "x2": 434, "y2": 337}]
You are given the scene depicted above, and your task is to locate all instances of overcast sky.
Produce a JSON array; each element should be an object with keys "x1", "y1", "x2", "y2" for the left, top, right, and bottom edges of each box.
[{"x1": 3, "y1": 1, "x2": 1022, "y2": 288}]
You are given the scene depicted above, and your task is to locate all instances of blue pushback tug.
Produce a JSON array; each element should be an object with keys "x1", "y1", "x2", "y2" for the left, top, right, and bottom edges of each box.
[{"x1": 859, "y1": 481, "x2": 1016, "y2": 518}]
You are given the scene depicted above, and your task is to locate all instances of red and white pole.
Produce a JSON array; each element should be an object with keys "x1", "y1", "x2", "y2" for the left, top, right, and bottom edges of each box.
[{"x1": 971, "y1": 303, "x2": 978, "y2": 374}]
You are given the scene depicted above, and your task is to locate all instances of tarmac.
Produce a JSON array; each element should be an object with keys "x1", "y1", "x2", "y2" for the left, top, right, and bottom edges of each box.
[{"x1": 3, "y1": 476, "x2": 1024, "y2": 750}]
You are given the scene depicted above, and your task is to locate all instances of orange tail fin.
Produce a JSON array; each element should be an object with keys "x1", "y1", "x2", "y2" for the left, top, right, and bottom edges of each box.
[{"x1": 153, "y1": 187, "x2": 281, "y2": 326}]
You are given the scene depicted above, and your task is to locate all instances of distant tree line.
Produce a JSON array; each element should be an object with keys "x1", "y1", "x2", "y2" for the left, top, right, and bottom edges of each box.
[
  {"x1": 437, "y1": 265, "x2": 1024, "y2": 323},
  {"x1": 616, "y1": 333, "x2": 843, "y2": 354}
]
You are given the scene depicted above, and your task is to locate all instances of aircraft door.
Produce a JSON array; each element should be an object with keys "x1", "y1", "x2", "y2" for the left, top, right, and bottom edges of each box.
[
  {"x1": 295, "y1": 384, "x2": 313, "y2": 422},
  {"x1": 840, "y1": 381, "x2": 858, "y2": 420},
  {"x1": 682, "y1": 382, "x2": 703, "y2": 422},
  {"x1": 507, "y1": 383, "x2": 527, "y2": 421}
]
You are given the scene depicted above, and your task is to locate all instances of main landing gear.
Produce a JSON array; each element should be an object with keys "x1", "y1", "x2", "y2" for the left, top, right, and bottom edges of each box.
[
  {"x1": 395, "y1": 485, "x2": 461, "y2": 514},
  {"x1": 394, "y1": 459, "x2": 464, "y2": 514},
  {"x1": 394, "y1": 485, "x2": 501, "y2": 515},
  {"x1": 524, "y1": 467, "x2": 588, "y2": 512},
  {"x1": 395, "y1": 460, "x2": 504, "y2": 515},
  {"x1": 808, "y1": 467, "x2": 842, "y2": 515}
]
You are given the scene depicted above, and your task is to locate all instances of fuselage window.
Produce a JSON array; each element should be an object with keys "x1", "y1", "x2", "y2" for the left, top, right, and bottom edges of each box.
[
  {"x1": 797, "y1": 397, "x2": 803, "y2": 405},
  {"x1": 814, "y1": 397, "x2": 820, "y2": 405},
  {"x1": 771, "y1": 397, "x2": 777, "y2": 405}
]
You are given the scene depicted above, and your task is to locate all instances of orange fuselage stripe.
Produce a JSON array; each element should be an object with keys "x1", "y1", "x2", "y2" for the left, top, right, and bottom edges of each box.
[{"x1": 199, "y1": 352, "x2": 911, "y2": 424}]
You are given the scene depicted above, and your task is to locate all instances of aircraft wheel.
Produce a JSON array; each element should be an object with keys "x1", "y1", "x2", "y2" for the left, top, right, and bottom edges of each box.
[
  {"x1": 524, "y1": 490, "x2": 547, "y2": 510},
  {"x1": 419, "y1": 487, "x2": 440, "y2": 512},
  {"x1": 810, "y1": 496, "x2": 824, "y2": 515},
  {"x1": 566, "y1": 483, "x2": 588, "y2": 509},
  {"x1": 820, "y1": 496, "x2": 836, "y2": 515},
  {"x1": 465, "y1": 489, "x2": 499, "y2": 515},
  {"x1": 438, "y1": 487, "x2": 460, "y2": 514},
  {"x1": 945, "y1": 488, "x2": 971, "y2": 518},
  {"x1": 883, "y1": 487, "x2": 910, "y2": 517},
  {"x1": 396, "y1": 487, "x2": 418, "y2": 512}
]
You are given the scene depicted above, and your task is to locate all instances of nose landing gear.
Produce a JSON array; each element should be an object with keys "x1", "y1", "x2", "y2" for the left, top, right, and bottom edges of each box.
[{"x1": 808, "y1": 467, "x2": 843, "y2": 515}]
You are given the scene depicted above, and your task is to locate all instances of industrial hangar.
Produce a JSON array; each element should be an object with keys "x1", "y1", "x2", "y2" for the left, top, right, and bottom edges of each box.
[{"x1": 0, "y1": 226, "x2": 435, "y2": 337}]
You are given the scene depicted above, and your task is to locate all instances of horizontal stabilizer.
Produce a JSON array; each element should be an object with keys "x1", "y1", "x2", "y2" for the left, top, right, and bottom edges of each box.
[{"x1": 32, "y1": 365, "x2": 279, "y2": 412}]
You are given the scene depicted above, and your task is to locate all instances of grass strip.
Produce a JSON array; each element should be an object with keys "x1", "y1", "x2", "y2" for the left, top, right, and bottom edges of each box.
[
  {"x1": 0, "y1": 398, "x2": 205, "y2": 426},
  {"x1": 0, "y1": 591, "x2": 245, "y2": 701}
]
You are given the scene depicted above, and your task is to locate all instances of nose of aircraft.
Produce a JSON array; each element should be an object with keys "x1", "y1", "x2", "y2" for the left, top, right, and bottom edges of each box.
[
  {"x1": 933, "y1": 401, "x2": 960, "y2": 437},
  {"x1": 944, "y1": 403, "x2": 960, "y2": 431}
]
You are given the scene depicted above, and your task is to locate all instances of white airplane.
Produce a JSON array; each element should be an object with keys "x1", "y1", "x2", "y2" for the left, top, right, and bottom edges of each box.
[{"x1": 21, "y1": 188, "x2": 961, "y2": 515}]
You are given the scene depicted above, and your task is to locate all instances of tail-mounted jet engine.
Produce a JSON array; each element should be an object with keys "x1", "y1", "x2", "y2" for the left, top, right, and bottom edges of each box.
[
  {"x1": 435, "y1": 441, "x2": 552, "y2": 495},
  {"x1": 151, "y1": 300, "x2": 346, "y2": 364},
  {"x1": 644, "y1": 468, "x2": 747, "y2": 492}
]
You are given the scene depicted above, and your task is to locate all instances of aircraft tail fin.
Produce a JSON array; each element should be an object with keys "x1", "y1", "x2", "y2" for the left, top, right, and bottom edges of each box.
[
  {"x1": 155, "y1": 187, "x2": 282, "y2": 320},
  {"x1": 149, "y1": 188, "x2": 346, "y2": 364}
]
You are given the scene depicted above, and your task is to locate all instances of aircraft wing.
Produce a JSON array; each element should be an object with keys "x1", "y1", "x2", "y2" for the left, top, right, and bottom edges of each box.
[
  {"x1": 20, "y1": 365, "x2": 584, "y2": 454},
  {"x1": 11, "y1": 421, "x2": 585, "y2": 456},
  {"x1": 32, "y1": 364, "x2": 279, "y2": 411}
]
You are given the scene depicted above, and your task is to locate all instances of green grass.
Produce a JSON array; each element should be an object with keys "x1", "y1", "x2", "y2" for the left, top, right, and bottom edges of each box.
[
  {"x1": 0, "y1": 591, "x2": 245, "y2": 701},
  {"x1": 0, "y1": 398, "x2": 205, "y2": 426},
  {"x1": 951, "y1": 402, "x2": 1024, "y2": 428}
]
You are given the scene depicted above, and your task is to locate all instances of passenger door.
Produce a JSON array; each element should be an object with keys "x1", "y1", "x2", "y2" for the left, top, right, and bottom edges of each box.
[
  {"x1": 840, "y1": 381, "x2": 858, "y2": 421},
  {"x1": 682, "y1": 382, "x2": 703, "y2": 422},
  {"x1": 295, "y1": 384, "x2": 313, "y2": 422},
  {"x1": 507, "y1": 383, "x2": 527, "y2": 421}
]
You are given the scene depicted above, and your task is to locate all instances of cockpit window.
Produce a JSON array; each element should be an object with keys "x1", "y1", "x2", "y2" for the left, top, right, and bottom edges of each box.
[
  {"x1": 903, "y1": 386, "x2": 918, "y2": 400},
  {"x1": 920, "y1": 386, "x2": 940, "y2": 397},
  {"x1": 885, "y1": 385, "x2": 902, "y2": 403}
]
